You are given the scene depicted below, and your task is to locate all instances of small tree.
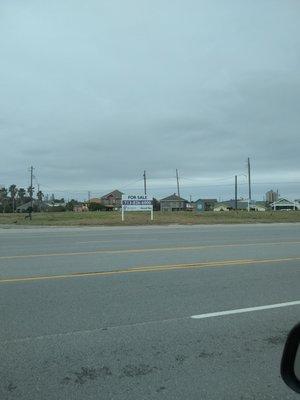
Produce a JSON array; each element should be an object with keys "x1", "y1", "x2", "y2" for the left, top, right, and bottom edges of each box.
[
  {"x1": 66, "y1": 199, "x2": 78, "y2": 211},
  {"x1": 37, "y1": 190, "x2": 44, "y2": 202},
  {"x1": 88, "y1": 202, "x2": 106, "y2": 211},
  {"x1": 36, "y1": 190, "x2": 44, "y2": 212}
]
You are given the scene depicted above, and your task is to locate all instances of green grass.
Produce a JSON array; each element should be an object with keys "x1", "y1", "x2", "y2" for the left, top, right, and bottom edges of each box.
[{"x1": 0, "y1": 210, "x2": 300, "y2": 227}]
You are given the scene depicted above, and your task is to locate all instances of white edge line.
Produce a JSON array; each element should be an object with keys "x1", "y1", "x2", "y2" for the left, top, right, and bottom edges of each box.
[{"x1": 190, "y1": 300, "x2": 300, "y2": 319}]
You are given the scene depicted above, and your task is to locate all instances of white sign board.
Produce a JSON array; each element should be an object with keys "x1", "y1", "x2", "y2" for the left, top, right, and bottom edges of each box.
[{"x1": 121, "y1": 194, "x2": 153, "y2": 220}]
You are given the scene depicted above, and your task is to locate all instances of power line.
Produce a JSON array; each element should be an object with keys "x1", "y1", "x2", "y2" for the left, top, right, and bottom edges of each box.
[{"x1": 39, "y1": 180, "x2": 300, "y2": 193}]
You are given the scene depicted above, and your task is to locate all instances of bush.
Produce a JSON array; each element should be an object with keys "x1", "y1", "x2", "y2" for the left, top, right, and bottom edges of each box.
[
  {"x1": 3, "y1": 203, "x2": 13, "y2": 213},
  {"x1": 66, "y1": 199, "x2": 79, "y2": 211},
  {"x1": 47, "y1": 206, "x2": 66, "y2": 212},
  {"x1": 88, "y1": 202, "x2": 106, "y2": 211}
]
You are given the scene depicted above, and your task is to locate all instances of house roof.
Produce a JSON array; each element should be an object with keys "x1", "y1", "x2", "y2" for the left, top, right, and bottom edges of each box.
[
  {"x1": 255, "y1": 201, "x2": 266, "y2": 206},
  {"x1": 16, "y1": 201, "x2": 32, "y2": 211},
  {"x1": 160, "y1": 193, "x2": 188, "y2": 202},
  {"x1": 16, "y1": 200, "x2": 48, "y2": 210},
  {"x1": 101, "y1": 190, "x2": 123, "y2": 199},
  {"x1": 195, "y1": 198, "x2": 217, "y2": 203},
  {"x1": 89, "y1": 197, "x2": 102, "y2": 204},
  {"x1": 270, "y1": 198, "x2": 298, "y2": 206}
]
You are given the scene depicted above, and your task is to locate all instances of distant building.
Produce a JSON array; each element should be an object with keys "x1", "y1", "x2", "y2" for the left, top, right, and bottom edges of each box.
[
  {"x1": 88, "y1": 198, "x2": 102, "y2": 204},
  {"x1": 270, "y1": 198, "x2": 299, "y2": 211},
  {"x1": 266, "y1": 190, "x2": 279, "y2": 204},
  {"x1": 194, "y1": 199, "x2": 217, "y2": 212},
  {"x1": 215, "y1": 200, "x2": 266, "y2": 211},
  {"x1": 73, "y1": 204, "x2": 89, "y2": 212},
  {"x1": 100, "y1": 190, "x2": 123, "y2": 210},
  {"x1": 221, "y1": 199, "x2": 248, "y2": 210},
  {"x1": 16, "y1": 200, "x2": 48, "y2": 212},
  {"x1": 186, "y1": 202, "x2": 195, "y2": 211},
  {"x1": 214, "y1": 203, "x2": 230, "y2": 212},
  {"x1": 253, "y1": 202, "x2": 267, "y2": 212},
  {"x1": 160, "y1": 193, "x2": 189, "y2": 212}
]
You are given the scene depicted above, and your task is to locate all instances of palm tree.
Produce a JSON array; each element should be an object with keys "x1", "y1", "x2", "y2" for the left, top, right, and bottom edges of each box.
[
  {"x1": 18, "y1": 188, "x2": 26, "y2": 205},
  {"x1": 36, "y1": 190, "x2": 44, "y2": 211},
  {"x1": 37, "y1": 190, "x2": 44, "y2": 202},
  {"x1": 9, "y1": 184, "x2": 18, "y2": 213},
  {"x1": 0, "y1": 187, "x2": 8, "y2": 213}
]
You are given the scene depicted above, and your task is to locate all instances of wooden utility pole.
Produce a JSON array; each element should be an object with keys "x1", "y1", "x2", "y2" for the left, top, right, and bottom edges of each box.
[
  {"x1": 29, "y1": 166, "x2": 34, "y2": 220},
  {"x1": 247, "y1": 157, "x2": 251, "y2": 211},
  {"x1": 143, "y1": 170, "x2": 147, "y2": 195},
  {"x1": 176, "y1": 169, "x2": 180, "y2": 198},
  {"x1": 235, "y1": 175, "x2": 238, "y2": 211}
]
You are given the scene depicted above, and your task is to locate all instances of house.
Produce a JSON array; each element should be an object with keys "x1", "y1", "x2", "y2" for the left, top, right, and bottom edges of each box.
[
  {"x1": 100, "y1": 190, "x2": 123, "y2": 210},
  {"x1": 88, "y1": 198, "x2": 102, "y2": 204},
  {"x1": 195, "y1": 198, "x2": 217, "y2": 212},
  {"x1": 160, "y1": 193, "x2": 189, "y2": 212},
  {"x1": 186, "y1": 202, "x2": 195, "y2": 211},
  {"x1": 254, "y1": 201, "x2": 266, "y2": 212},
  {"x1": 16, "y1": 201, "x2": 34, "y2": 213},
  {"x1": 214, "y1": 200, "x2": 266, "y2": 212},
  {"x1": 220, "y1": 199, "x2": 249, "y2": 210},
  {"x1": 214, "y1": 203, "x2": 230, "y2": 212},
  {"x1": 16, "y1": 200, "x2": 48, "y2": 212},
  {"x1": 270, "y1": 198, "x2": 299, "y2": 211},
  {"x1": 73, "y1": 204, "x2": 89, "y2": 212}
]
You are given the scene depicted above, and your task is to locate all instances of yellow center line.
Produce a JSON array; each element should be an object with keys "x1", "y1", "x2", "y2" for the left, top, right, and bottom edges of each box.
[
  {"x1": 0, "y1": 256, "x2": 299, "y2": 284},
  {"x1": 1, "y1": 241, "x2": 300, "y2": 260}
]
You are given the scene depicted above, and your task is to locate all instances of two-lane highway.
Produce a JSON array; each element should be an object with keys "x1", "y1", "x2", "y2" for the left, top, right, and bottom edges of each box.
[{"x1": 1, "y1": 223, "x2": 300, "y2": 399}]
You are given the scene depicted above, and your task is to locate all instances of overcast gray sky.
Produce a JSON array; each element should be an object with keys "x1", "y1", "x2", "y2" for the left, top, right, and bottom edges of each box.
[{"x1": 0, "y1": 0, "x2": 299, "y2": 200}]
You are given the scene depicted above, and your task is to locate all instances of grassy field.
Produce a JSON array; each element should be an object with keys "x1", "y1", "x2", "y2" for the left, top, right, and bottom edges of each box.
[{"x1": 0, "y1": 210, "x2": 300, "y2": 226}]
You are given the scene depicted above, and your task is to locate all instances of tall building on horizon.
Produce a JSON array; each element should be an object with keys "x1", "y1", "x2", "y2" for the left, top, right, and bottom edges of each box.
[{"x1": 266, "y1": 189, "x2": 279, "y2": 203}]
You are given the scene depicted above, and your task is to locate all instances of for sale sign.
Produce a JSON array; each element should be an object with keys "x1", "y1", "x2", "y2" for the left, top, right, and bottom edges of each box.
[{"x1": 121, "y1": 194, "x2": 153, "y2": 211}]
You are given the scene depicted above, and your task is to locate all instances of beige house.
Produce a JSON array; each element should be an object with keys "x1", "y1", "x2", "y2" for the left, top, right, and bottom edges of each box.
[
  {"x1": 73, "y1": 204, "x2": 89, "y2": 212},
  {"x1": 214, "y1": 204, "x2": 230, "y2": 212},
  {"x1": 160, "y1": 193, "x2": 189, "y2": 212},
  {"x1": 88, "y1": 198, "x2": 102, "y2": 204}
]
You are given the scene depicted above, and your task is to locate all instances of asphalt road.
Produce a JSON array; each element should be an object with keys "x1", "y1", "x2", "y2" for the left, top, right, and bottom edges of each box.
[{"x1": 0, "y1": 223, "x2": 300, "y2": 399}]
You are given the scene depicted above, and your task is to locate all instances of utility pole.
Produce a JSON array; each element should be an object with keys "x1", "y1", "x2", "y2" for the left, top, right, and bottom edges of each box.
[
  {"x1": 176, "y1": 169, "x2": 180, "y2": 198},
  {"x1": 235, "y1": 175, "x2": 238, "y2": 211},
  {"x1": 88, "y1": 191, "x2": 91, "y2": 202},
  {"x1": 143, "y1": 170, "x2": 147, "y2": 195},
  {"x1": 29, "y1": 166, "x2": 34, "y2": 220},
  {"x1": 247, "y1": 157, "x2": 251, "y2": 211}
]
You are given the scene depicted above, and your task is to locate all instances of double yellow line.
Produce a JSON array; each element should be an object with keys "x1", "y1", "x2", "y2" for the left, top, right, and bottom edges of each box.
[
  {"x1": 1, "y1": 240, "x2": 300, "y2": 260},
  {"x1": 1, "y1": 256, "x2": 299, "y2": 284}
]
